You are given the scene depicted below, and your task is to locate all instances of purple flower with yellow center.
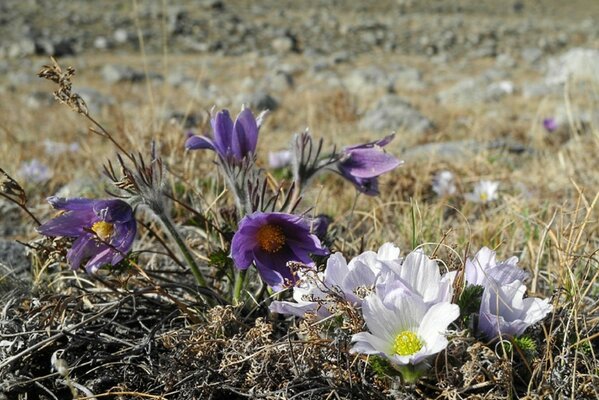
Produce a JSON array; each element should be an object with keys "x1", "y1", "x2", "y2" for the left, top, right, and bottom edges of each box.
[
  {"x1": 337, "y1": 134, "x2": 402, "y2": 195},
  {"x1": 231, "y1": 212, "x2": 328, "y2": 290},
  {"x1": 37, "y1": 197, "x2": 136, "y2": 273},
  {"x1": 185, "y1": 107, "x2": 263, "y2": 162}
]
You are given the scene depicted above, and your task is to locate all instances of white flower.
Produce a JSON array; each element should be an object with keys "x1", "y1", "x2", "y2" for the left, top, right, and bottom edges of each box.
[
  {"x1": 376, "y1": 249, "x2": 456, "y2": 307},
  {"x1": 351, "y1": 289, "x2": 459, "y2": 366},
  {"x1": 270, "y1": 243, "x2": 401, "y2": 318},
  {"x1": 465, "y1": 180, "x2": 499, "y2": 203},
  {"x1": 268, "y1": 150, "x2": 293, "y2": 169},
  {"x1": 432, "y1": 170, "x2": 457, "y2": 197},
  {"x1": 478, "y1": 280, "x2": 552, "y2": 339},
  {"x1": 465, "y1": 247, "x2": 528, "y2": 288}
]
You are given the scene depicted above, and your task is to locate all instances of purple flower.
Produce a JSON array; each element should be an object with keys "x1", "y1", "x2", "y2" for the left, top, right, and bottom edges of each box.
[
  {"x1": 337, "y1": 134, "x2": 402, "y2": 195},
  {"x1": 37, "y1": 197, "x2": 136, "y2": 273},
  {"x1": 465, "y1": 247, "x2": 528, "y2": 289},
  {"x1": 185, "y1": 108, "x2": 262, "y2": 162},
  {"x1": 231, "y1": 212, "x2": 328, "y2": 290},
  {"x1": 478, "y1": 280, "x2": 552, "y2": 339},
  {"x1": 543, "y1": 118, "x2": 558, "y2": 132}
]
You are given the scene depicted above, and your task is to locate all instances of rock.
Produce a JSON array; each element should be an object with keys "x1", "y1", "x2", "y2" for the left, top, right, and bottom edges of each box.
[
  {"x1": 344, "y1": 66, "x2": 394, "y2": 94},
  {"x1": 24, "y1": 91, "x2": 55, "y2": 109},
  {"x1": 237, "y1": 91, "x2": 279, "y2": 111},
  {"x1": 545, "y1": 48, "x2": 599, "y2": 85},
  {"x1": 78, "y1": 87, "x2": 115, "y2": 114},
  {"x1": 0, "y1": 240, "x2": 31, "y2": 295},
  {"x1": 521, "y1": 47, "x2": 543, "y2": 65},
  {"x1": 402, "y1": 139, "x2": 532, "y2": 161},
  {"x1": 93, "y1": 36, "x2": 109, "y2": 50},
  {"x1": 522, "y1": 81, "x2": 560, "y2": 98},
  {"x1": 495, "y1": 53, "x2": 517, "y2": 69},
  {"x1": 113, "y1": 28, "x2": 129, "y2": 44},
  {"x1": 271, "y1": 36, "x2": 294, "y2": 54},
  {"x1": 7, "y1": 38, "x2": 35, "y2": 58},
  {"x1": 359, "y1": 94, "x2": 434, "y2": 134},
  {"x1": 437, "y1": 72, "x2": 514, "y2": 106},
  {"x1": 101, "y1": 64, "x2": 162, "y2": 84}
]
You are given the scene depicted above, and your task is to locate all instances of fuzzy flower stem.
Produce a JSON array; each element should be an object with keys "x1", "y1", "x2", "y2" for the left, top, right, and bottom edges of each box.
[
  {"x1": 233, "y1": 269, "x2": 247, "y2": 305},
  {"x1": 397, "y1": 364, "x2": 426, "y2": 384},
  {"x1": 159, "y1": 212, "x2": 208, "y2": 288}
]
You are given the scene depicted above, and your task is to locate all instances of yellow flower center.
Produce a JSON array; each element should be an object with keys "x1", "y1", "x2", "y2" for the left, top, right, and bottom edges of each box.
[
  {"x1": 393, "y1": 331, "x2": 423, "y2": 356},
  {"x1": 479, "y1": 192, "x2": 488, "y2": 202},
  {"x1": 256, "y1": 224, "x2": 285, "y2": 253},
  {"x1": 92, "y1": 221, "x2": 114, "y2": 241}
]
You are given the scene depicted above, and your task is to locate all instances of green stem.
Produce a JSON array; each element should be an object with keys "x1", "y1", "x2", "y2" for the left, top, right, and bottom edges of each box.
[
  {"x1": 397, "y1": 364, "x2": 426, "y2": 384},
  {"x1": 159, "y1": 213, "x2": 208, "y2": 288},
  {"x1": 233, "y1": 269, "x2": 247, "y2": 305}
]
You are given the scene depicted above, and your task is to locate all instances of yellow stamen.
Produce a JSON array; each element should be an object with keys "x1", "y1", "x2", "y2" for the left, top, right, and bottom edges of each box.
[
  {"x1": 92, "y1": 221, "x2": 114, "y2": 241},
  {"x1": 393, "y1": 331, "x2": 423, "y2": 356},
  {"x1": 479, "y1": 192, "x2": 488, "y2": 202},
  {"x1": 256, "y1": 224, "x2": 285, "y2": 253}
]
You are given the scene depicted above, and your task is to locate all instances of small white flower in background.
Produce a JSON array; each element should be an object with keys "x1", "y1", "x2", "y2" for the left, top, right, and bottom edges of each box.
[
  {"x1": 19, "y1": 159, "x2": 53, "y2": 183},
  {"x1": 478, "y1": 280, "x2": 552, "y2": 339},
  {"x1": 268, "y1": 150, "x2": 293, "y2": 169},
  {"x1": 465, "y1": 246, "x2": 528, "y2": 288},
  {"x1": 43, "y1": 139, "x2": 80, "y2": 155},
  {"x1": 351, "y1": 289, "x2": 459, "y2": 369},
  {"x1": 376, "y1": 249, "x2": 456, "y2": 308},
  {"x1": 432, "y1": 170, "x2": 457, "y2": 197},
  {"x1": 465, "y1": 180, "x2": 499, "y2": 203},
  {"x1": 270, "y1": 243, "x2": 401, "y2": 318}
]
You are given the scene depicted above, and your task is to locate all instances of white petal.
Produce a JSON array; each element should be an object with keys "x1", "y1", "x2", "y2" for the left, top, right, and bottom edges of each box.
[
  {"x1": 399, "y1": 250, "x2": 441, "y2": 302},
  {"x1": 377, "y1": 242, "x2": 401, "y2": 261},
  {"x1": 324, "y1": 252, "x2": 349, "y2": 287},
  {"x1": 350, "y1": 332, "x2": 393, "y2": 355},
  {"x1": 362, "y1": 293, "x2": 402, "y2": 342},
  {"x1": 418, "y1": 302, "x2": 459, "y2": 348}
]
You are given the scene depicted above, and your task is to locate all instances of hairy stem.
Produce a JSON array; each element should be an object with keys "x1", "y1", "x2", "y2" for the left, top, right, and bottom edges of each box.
[{"x1": 233, "y1": 269, "x2": 247, "y2": 305}]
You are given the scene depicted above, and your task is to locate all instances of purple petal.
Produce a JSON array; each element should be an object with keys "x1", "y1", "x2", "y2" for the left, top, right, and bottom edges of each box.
[
  {"x1": 84, "y1": 248, "x2": 116, "y2": 274},
  {"x1": 111, "y1": 219, "x2": 137, "y2": 253},
  {"x1": 185, "y1": 135, "x2": 216, "y2": 151},
  {"x1": 66, "y1": 234, "x2": 97, "y2": 270},
  {"x1": 93, "y1": 199, "x2": 133, "y2": 223},
  {"x1": 211, "y1": 110, "x2": 234, "y2": 157},
  {"x1": 37, "y1": 212, "x2": 95, "y2": 237},
  {"x1": 232, "y1": 108, "x2": 259, "y2": 159},
  {"x1": 47, "y1": 196, "x2": 95, "y2": 212},
  {"x1": 340, "y1": 148, "x2": 402, "y2": 179}
]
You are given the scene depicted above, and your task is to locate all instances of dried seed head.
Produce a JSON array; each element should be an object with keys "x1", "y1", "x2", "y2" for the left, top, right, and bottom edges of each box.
[{"x1": 38, "y1": 57, "x2": 88, "y2": 115}]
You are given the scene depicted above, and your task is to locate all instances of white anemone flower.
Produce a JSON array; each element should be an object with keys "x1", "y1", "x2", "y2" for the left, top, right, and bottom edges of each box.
[
  {"x1": 268, "y1": 150, "x2": 293, "y2": 169},
  {"x1": 270, "y1": 243, "x2": 401, "y2": 318},
  {"x1": 478, "y1": 280, "x2": 552, "y2": 339},
  {"x1": 465, "y1": 247, "x2": 528, "y2": 288},
  {"x1": 465, "y1": 180, "x2": 499, "y2": 203},
  {"x1": 351, "y1": 289, "x2": 459, "y2": 369},
  {"x1": 432, "y1": 170, "x2": 457, "y2": 197},
  {"x1": 376, "y1": 250, "x2": 456, "y2": 307}
]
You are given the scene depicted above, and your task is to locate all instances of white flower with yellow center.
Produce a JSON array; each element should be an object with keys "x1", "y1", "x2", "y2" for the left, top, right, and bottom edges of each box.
[
  {"x1": 465, "y1": 180, "x2": 499, "y2": 204},
  {"x1": 351, "y1": 289, "x2": 459, "y2": 368}
]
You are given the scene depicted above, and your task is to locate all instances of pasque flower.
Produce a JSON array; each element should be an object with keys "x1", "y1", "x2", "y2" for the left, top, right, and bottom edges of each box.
[
  {"x1": 185, "y1": 107, "x2": 263, "y2": 162},
  {"x1": 432, "y1": 170, "x2": 457, "y2": 197},
  {"x1": 270, "y1": 243, "x2": 401, "y2": 317},
  {"x1": 465, "y1": 246, "x2": 528, "y2": 288},
  {"x1": 478, "y1": 280, "x2": 552, "y2": 339},
  {"x1": 231, "y1": 212, "x2": 328, "y2": 290},
  {"x1": 37, "y1": 197, "x2": 136, "y2": 273},
  {"x1": 465, "y1": 180, "x2": 499, "y2": 203},
  {"x1": 337, "y1": 134, "x2": 402, "y2": 195},
  {"x1": 351, "y1": 289, "x2": 459, "y2": 368},
  {"x1": 376, "y1": 249, "x2": 456, "y2": 308}
]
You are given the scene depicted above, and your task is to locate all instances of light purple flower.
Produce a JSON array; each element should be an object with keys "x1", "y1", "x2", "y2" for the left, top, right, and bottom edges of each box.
[
  {"x1": 185, "y1": 107, "x2": 265, "y2": 162},
  {"x1": 478, "y1": 280, "x2": 552, "y2": 339},
  {"x1": 37, "y1": 197, "x2": 136, "y2": 273},
  {"x1": 337, "y1": 134, "x2": 403, "y2": 195},
  {"x1": 432, "y1": 170, "x2": 457, "y2": 197},
  {"x1": 270, "y1": 243, "x2": 401, "y2": 318},
  {"x1": 351, "y1": 289, "x2": 459, "y2": 367},
  {"x1": 376, "y1": 249, "x2": 456, "y2": 308},
  {"x1": 268, "y1": 150, "x2": 293, "y2": 169},
  {"x1": 465, "y1": 246, "x2": 528, "y2": 288},
  {"x1": 231, "y1": 212, "x2": 328, "y2": 290},
  {"x1": 19, "y1": 159, "x2": 53, "y2": 183},
  {"x1": 543, "y1": 118, "x2": 558, "y2": 132}
]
